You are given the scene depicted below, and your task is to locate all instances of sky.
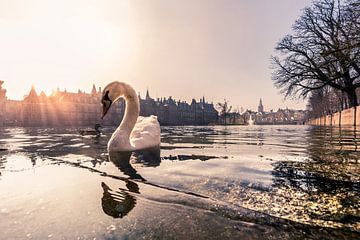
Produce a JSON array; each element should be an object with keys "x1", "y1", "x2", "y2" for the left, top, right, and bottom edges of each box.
[{"x1": 0, "y1": 0, "x2": 312, "y2": 111}]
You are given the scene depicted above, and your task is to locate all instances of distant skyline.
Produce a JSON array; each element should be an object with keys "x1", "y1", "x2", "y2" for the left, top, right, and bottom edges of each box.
[{"x1": 0, "y1": 0, "x2": 311, "y2": 111}]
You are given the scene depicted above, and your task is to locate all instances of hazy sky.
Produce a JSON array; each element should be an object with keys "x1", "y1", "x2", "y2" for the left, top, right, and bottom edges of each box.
[{"x1": 0, "y1": 0, "x2": 311, "y2": 111}]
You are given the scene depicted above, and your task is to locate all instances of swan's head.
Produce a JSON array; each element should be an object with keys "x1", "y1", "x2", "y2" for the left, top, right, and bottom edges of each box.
[
  {"x1": 101, "y1": 81, "x2": 138, "y2": 119},
  {"x1": 101, "y1": 81, "x2": 127, "y2": 119},
  {"x1": 101, "y1": 90, "x2": 113, "y2": 119}
]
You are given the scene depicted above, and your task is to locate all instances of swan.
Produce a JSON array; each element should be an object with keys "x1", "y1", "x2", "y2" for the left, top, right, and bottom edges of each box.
[{"x1": 101, "y1": 81, "x2": 161, "y2": 151}]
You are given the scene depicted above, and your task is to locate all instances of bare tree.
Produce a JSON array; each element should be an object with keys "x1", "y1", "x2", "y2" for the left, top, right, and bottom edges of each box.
[
  {"x1": 307, "y1": 85, "x2": 350, "y2": 118},
  {"x1": 272, "y1": 0, "x2": 360, "y2": 108},
  {"x1": 216, "y1": 99, "x2": 232, "y2": 125}
]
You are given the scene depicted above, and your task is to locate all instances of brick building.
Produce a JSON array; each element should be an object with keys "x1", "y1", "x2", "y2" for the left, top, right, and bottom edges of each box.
[{"x1": 3, "y1": 82, "x2": 218, "y2": 127}]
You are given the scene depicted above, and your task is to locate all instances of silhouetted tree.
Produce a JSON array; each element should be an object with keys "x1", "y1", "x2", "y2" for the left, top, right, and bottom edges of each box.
[
  {"x1": 272, "y1": 0, "x2": 360, "y2": 108},
  {"x1": 216, "y1": 99, "x2": 232, "y2": 125},
  {"x1": 307, "y1": 86, "x2": 350, "y2": 118}
]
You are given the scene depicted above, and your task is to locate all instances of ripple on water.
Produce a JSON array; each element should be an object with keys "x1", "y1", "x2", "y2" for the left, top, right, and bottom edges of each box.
[{"x1": 0, "y1": 125, "x2": 359, "y2": 239}]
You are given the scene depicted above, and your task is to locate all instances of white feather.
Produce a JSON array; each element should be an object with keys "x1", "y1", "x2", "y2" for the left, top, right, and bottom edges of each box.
[{"x1": 103, "y1": 82, "x2": 161, "y2": 152}]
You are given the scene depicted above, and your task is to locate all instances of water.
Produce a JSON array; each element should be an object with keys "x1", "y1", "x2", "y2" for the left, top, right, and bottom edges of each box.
[{"x1": 0, "y1": 125, "x2": 359, "y2": 239}]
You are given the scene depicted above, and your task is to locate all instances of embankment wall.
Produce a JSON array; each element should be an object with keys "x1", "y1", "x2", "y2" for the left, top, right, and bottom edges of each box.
[{"x1": 307, "y1": 106, "x2": 360, "y2": 126}]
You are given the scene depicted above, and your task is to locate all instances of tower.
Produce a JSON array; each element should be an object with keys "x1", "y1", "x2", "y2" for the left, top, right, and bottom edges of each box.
[
  {"x1": 91, "y1": 84, "x2": 97, "y2": 95},
  {"x1": 22, "y1": 86, "x2": 41, "y2": 126},
  {"x1": 258, "y1": 98, "x2": 264, "y2": 113},
  {"x1": 146, "y1": 88, "x2": 150, "y2": 100}
]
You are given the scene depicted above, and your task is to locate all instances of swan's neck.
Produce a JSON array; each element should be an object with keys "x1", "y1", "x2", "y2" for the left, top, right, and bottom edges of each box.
[{"x1": 117, "y1": 85, "x2": 140, "y2": 139}]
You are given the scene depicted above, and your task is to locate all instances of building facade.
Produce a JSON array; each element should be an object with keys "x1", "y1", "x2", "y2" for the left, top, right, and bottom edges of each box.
[
  {"x1": 221, "y1": 100, "x2": 307, "y2": 125},
  {"x1": 3, "y1": 82, "x2": 218, "y2": 127},
  {"x1": 253, "y1": 99, "x2": 307, "y2": 125},
  {"x1": 0, "y1": 81, "x2": 6, "y2": 126},
  {"x1": 137, "y1": 92, "x2": 218, "y2": 125}
]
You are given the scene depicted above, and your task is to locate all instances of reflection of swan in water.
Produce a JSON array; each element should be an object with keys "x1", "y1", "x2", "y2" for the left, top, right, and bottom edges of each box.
[
  {"x1": 108, "y1": 147, "x2": 161, "y2": 180},
  {"x1": 101, "y1": 82, "x2": 161, "y2": 151},
  {"x1": 100, "y1": 148, "x2": 161, "y2": 218},
  {"x1": 108, "y1": 151, "x2": 145, "y2": 181},
  {"x1": 101, "y1": 181, "x2": 137, "y2": 218},
  {"x1": 79, "y1": 123, "x2": 101, "y2": 136}
]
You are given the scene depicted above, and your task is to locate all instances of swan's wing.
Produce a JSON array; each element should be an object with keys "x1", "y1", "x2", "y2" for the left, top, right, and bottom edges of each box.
[{"x1": 130, "y1": 115, "x2": 161, "y2": 149}]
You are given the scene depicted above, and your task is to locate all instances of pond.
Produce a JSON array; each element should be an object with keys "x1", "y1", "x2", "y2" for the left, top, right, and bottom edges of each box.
[{"x1": 0, "y1": 125, "x2": 359, "y2": 239}]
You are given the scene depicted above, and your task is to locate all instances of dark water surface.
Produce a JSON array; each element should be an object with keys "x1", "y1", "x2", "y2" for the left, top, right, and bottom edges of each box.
[{"x1": 0, "y1": 125, "x2": 359, "y2": 239}]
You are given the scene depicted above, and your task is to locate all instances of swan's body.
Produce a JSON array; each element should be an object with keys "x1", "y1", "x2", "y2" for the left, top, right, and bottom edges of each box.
[{"x1": 101, "y1": 82, "x2": 161, "y2": 152}]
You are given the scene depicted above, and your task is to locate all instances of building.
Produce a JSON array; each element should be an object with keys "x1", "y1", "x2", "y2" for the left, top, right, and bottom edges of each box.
[
  {"x1": 3, "y1": 82, "x2": 218, "y2": 127},
  {"x1": 254, "y1": 107, "x2": 307, "y2": 125},
  {"x1": 135, "y1": 91, "x2": 218, "y2": 125},
  {"x1": 4, "y1": 99, "x2": 22, "y2": 126},
  {"x1": 258, "y1": 98, "x2": 264, "y2": 114},
  {"x1": 0, "y1": 81, "x2": 6, "y2": 126},
  {"x1": 20, "y1": 85, "x2": 121, "y2": 127},
  {"x1": 249, "y1": 99, "x2": 307, "y2": 125}
]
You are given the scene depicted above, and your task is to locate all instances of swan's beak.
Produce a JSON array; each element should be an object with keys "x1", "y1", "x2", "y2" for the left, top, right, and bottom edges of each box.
[{"x1": 101, "y1": 100, "x2": 112, "y2": 119}]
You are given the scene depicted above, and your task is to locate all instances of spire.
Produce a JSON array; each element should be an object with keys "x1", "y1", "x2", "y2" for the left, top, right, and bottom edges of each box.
[
  {"x1": 24, "y1": 85, "x2": 39, "y2": 102},
  {"x1": 91, "y1": 84, "x2": 97, "y2": 95},
  {"x1": 39, "y1": 91, "x2": 47, "y2": 102},
  {"x1": 29, "y1": 85, "x2": 38, "y2": 96},
  {"x1": 40, "y1": 91, "x2": 47, "y2": 97},
  {"x1": 258, "y1": 98, "x2": 264, "y2": 113},
  {"x1": 146, "y1": 88, "x2": 150, "y2": 100}
]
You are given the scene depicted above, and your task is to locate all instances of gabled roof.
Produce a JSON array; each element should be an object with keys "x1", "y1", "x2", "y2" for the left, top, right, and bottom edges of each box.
[{"x1": 24, "y1": 86, "x2": 39, "y2": 103}]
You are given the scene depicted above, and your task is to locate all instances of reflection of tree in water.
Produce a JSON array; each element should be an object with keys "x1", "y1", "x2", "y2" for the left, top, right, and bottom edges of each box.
[
  {"x1": 101, "y1": 148, "x2": 161, "y2": 218},
  {"x1": 269, "y1": 126, "x2": 360, "y2": 229}
]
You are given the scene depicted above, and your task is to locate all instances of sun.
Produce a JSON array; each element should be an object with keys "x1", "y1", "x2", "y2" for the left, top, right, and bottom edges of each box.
[{"x1": 0, "y1": 1, "x2": 134, "y2": 100}]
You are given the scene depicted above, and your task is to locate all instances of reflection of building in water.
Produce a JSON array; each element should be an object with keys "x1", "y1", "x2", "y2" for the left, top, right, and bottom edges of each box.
[{"x1": 3, "y1": 81, "x2": 218, "y2": 126}]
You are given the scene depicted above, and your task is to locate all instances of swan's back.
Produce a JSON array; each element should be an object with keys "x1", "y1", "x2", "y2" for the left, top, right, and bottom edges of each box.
[{"x1": 130, "y1": 115, "x2": 161, "y2": 149}]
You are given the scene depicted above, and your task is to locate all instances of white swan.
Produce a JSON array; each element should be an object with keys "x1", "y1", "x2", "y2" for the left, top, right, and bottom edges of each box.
[{"x1": 101, "y1": 81, "x2": 161, "y2": 152}]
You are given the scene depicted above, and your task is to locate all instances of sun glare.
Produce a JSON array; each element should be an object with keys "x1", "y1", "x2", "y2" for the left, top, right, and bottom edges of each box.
[{"x1": 0, "y1": 0, "x2": 134, "y2": 99}]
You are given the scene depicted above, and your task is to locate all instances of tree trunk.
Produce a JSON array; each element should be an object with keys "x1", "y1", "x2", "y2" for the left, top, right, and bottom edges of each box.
[{"x1": 346, "y1": 87, "x2": 358, "y2": 108}]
